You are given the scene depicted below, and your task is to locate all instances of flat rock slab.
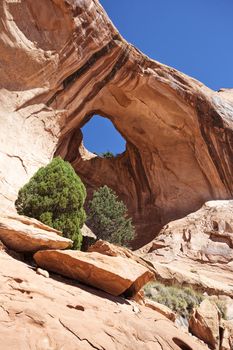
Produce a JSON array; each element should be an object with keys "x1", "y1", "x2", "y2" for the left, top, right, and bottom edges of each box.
[
  {"x1": 34, "y1": 250, "x2": 154, "y2": 297},
  {"x1": 0, "y1": 215, "x2": 72, "y2": 252}
]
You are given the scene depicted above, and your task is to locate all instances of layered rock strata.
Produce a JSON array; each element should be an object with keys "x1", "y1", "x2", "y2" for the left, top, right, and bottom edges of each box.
[{"x1": 0, "y1": 0, "x2": 232, "y2": 246}]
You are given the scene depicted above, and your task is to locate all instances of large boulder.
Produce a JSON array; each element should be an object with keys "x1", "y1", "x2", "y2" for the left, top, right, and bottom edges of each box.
[
  {"x1": 0, "y1": 0, "x2": 232, "y2": 248},
  {"x1": 0, "y1": 214, "x2": 72, "y2": 252},
  {"x1": 189, "y1": 299, "x2": 221, "y2": 350},
  {"x1": 34, "y1": 249, "x2": 154, "y2": 297}
]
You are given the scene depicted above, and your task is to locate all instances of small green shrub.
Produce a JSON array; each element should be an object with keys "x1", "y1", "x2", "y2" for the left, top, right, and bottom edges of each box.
[
  {"x1": 15, "y1": 157, "x2": 86, "y2": 249},
  {"x1": 100, "y1": 151, "x2": 115, "y2": 158},
  {"x1": 144, "y1": 282, "x2": 229, "y2": 320},
  {"x1": 86, "y1": 185, "x2": 135, "y2": 247},
  {"x1": 144, "y1": 282, "x2": 204, "y2": 318}
]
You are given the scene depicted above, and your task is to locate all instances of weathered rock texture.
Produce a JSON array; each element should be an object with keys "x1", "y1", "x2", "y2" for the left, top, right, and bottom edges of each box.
[
  {"x1": 34, "y1": 249, "x2": 154, "y2": 297},
  {"x1": 189, "y1": 299, "x2": 221, "y2": 350},
  {"x1": 0, "y1": 249, "x2": 208, "y2": 350},
  {"x1": 88, "y1": 239, "x2": 135, "y2": 258},
  {"x1": 141, "y1": 200, "x2": 233, "y2": 297},
  {"x1": 0, "y1": 214, "x2": 72, "y2": 252},
  {"x1": 221, "y1": 320, "x2": 233, "y2": 350},
  {"x1": 88, "y1": 239, "x2": 156, "y2": 283},
  {"x1": 189, "y1": 299, "x2": 233, "y2": 350},
  {"x1": 0, "y1": 0, "x2": 232, "y2": 247},
  {"x1": 145, "y1": 299, "x2": 176, "y2": 322}
]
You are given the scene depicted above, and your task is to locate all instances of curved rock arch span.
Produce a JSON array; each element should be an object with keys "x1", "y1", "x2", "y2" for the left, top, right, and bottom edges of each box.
[{"x1": 0, "y1": 0, "x2": 232, "y2": 247}]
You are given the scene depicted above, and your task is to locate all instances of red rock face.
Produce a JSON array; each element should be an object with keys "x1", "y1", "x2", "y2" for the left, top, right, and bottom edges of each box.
[
  {"x1": 0, "y1": 249, "x2": 208, "y2": 350},
  {"x1": 141, "y1": 200, "x2": 233, "y2": 297},
  {"x1": 0, "y1": 0, "x2": 232, "y2": 247}
]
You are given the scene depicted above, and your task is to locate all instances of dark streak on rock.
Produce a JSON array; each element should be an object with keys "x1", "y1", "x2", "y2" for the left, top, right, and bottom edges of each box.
[
  {"x1": 55, "y1": 128, "x2": 83, "y2": 163},
  {"x1": 47, "y1": 34, "x2": 121, "y2": 106},
  {"x1": 66, "y1": 46, "x2": 130, "y2": 124},
  {"x1": 63, "y1": 34, "x2": 120, "y2": 89},
  {"x1": 6, "y1": 153, "x2": 28, "y2": 174},
  {"x1": 125, "y1": 143, "x2": 152, "y2": 212},
  {"x1": 59, "y1": 319, "x2": 103, "y2": 350},
  {"x1": 196, "y1": 97, "x2": 233, "y2": 195}
]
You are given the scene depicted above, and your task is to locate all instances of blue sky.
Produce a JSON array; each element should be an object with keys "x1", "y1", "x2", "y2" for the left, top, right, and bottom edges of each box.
[{"x1": 82, "y1": 0, "x2": 233, "y2": 154}]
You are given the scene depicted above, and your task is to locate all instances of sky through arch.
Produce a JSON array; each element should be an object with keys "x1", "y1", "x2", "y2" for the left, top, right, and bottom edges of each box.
[
  {"x1": 81, "y1": 115, "x2": 126, "y2": 155},
  {"x1": 82, "y1": 0, "x2": 233, "y2": 154}
]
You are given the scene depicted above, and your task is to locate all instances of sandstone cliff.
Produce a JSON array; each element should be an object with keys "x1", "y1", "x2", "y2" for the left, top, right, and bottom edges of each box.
[{"x1": 0, "y1": 1, "x2": 232, "y2": 247}]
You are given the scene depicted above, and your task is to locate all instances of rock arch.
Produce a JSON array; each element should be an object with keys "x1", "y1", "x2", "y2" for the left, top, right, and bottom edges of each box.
[{"x1": 0, "y1": 0, "x2": 232, "y2": 247}]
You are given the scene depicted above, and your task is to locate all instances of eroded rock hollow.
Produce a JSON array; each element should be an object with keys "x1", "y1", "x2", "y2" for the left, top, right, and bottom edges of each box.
[{"x1": 0, "y1": 0, "x2": 232, "y2": 247}]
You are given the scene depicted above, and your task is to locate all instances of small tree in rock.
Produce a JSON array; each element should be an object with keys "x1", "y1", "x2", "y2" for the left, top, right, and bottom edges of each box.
[
  {"x1": 15, "y1": 157, "x2": 86, "y2": 249},
  {"x1": 100, "y1": 151, "x2": 115, "y2": 158},
  {"x1": 86, "y1": 185, "x2": 135, "y2": 247}
]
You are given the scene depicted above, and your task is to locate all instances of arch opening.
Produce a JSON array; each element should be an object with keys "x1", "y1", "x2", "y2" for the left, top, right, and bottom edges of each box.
[
  {"x1": 55, "y1": 110, "x2": 161, "y2": 249},
  {"x1": 81, "y1": 114, "x2": 126, "y2": 158}
]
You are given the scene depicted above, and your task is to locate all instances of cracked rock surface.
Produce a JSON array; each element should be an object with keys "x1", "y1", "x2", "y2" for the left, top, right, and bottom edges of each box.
[{"x1": 0, "y1": 249, "x2": 208, "y2": 350}]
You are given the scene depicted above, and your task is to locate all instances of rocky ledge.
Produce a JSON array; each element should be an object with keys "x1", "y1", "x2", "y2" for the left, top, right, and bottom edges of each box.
[{"x1": 0, "y1": 215, "x2": 207, "y2": 350}]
